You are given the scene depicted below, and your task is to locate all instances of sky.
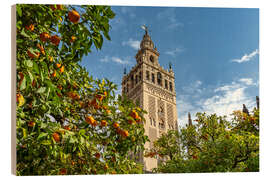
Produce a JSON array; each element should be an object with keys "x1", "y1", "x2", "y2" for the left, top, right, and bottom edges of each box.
[{"x1": 80, "y1": 6, "x2": 259, "y2": 127}]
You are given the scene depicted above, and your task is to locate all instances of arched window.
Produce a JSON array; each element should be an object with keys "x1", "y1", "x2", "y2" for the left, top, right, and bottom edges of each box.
[
  {"x1": 150, "y1": 55, "x2": 154, "y2": 63},
  {"x1": 169, "y1": 82, "x2": 173, "y2": 91},
  {"x1": 165, "y1": 79, "x2": 168, "y2": 89},
  {"x1": 152, "y1": 73, "x2": 155, "y2": 83},
  {"x1": 146, "y1": 71, "x2": 150, "y2": 80},
  {"x1": 157, "y1": 72, "x2": 162, "y2": 86}
]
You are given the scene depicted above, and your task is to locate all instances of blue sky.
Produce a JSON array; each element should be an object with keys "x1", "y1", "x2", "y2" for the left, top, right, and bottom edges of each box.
[{"x1": 80, "y1": 6, "x2": 259, "y2": 127}]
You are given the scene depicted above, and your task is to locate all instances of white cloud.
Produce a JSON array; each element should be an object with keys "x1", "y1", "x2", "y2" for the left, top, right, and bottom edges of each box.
[
  {"x1": 165, "y1": 47, "x2": 185, "y2": 57},
  {"x1": 231, "y1": 49, "x2": 259, "y2": 63},
  {"x1": 100, "y1": 56, "x2": 131, "y2": 65},
  {"x1": 239, "y1": 78, "x2": 255, "y2": 86},
  {"x1": 177, "y1": 78, "x2": 257, "y2": 127},
  {"x1": 122, "y1": 38, "x2": 140, "y2": 50}
]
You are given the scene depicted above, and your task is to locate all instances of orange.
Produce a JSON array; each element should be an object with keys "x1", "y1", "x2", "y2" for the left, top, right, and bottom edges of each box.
[
  {"x1": 50, "y1": 35, "x2": 61, "y2": 46},
  {"x1": 59, "y1": 168, "x2": 67, "y2": 175},
  {"x1": 48, "y1": 56, "x2": 53, "y2": 62},
  {"x1": 28, "y1": 121, "x2": 35, "y2": 127},
  {"x1": 71, "y1": 161, "x2": 75, "y2": 166},
  {"x1": 52, "y1": 71, "x2": 56, "y2": 77},
  {"x1": 101, "y1": 120, "x2": 107, "y2": 127},
  {"x1": 122, "y1": 130, "x2": 129, "y2": 137},
  {"x1": 85, "y1": 116, "x2": 97, "y2": 126},
  {"x1": 56, "y1": 5, "x2": 63, "y2": 10},
  {"x1": 70, "y1": 36, "x2": 76, "y2": 43},
  {"x1": 37, "y1": 44, "x2": 45, "y2": 55},
  {"x1": 63, "y1": 125, "x2": 71, "y2": 131},
  {"x1": 128, "y1": 119, "x2": 135, "y2": 125},
  {"x1": 60, "y1": 66, "x2": 64, "y2": 73},
  {"x1": 113, "y1": 122, "x2": 119, "y2": 129},
  {"x1": 95, "y1": 94, "x2": 103, "y2": 101},
  {"x1": 56, "y1": 63, "x2": 61, "y2": 68},
  {"x1": 95, "y1": 152, "x2": 101, "y2": 159},
  {"x1": 52, "y1": 132, "x2": 60, "y2": 142},
  {"x1": 130, "y1": 110, "x2": 139, "y2": 119},
  {"x1": 68, "y1": 10, "x2": 80, "y2": 23},
  {"x1": 40, "y1": 32, "x2": 50, "y2": 42},
  {"x1": 57, "y1": 85, "x2": 62, "y2": 90},
  {"x1": 25, "y1": 24, "x2": 34, "y2": 31}
]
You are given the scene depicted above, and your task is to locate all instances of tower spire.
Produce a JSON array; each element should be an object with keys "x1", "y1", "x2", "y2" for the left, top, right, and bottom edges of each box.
[
  {"x1": 256, "y1": 96, "x2": 259, "y2": 109},
  {"x1": 242, "y1": 104, "x2": 250, "y2": 116},
  {"x1": 188, "y1": 112, "x2": 192, "y2": 126}
]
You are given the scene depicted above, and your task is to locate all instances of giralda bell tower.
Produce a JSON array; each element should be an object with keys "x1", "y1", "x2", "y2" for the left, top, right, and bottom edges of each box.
[{"x1": 121, "y1": 27, "x2": 178, "y2": 172}]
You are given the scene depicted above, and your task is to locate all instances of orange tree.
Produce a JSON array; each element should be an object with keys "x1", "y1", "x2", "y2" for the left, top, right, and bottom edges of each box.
[
  {"x1": 16, "y1": 4, "x2": 148, "y2": 175},
  {"x1": 147, "y1": 107, "x2": 259, "y2": 173}
]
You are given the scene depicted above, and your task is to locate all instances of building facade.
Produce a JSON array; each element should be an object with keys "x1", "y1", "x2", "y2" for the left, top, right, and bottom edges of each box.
[{"x1": 121, "y1": 29, "x2": 178, "y2": 172}]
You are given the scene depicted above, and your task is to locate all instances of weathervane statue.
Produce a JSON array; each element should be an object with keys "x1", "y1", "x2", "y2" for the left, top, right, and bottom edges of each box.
[{"x1": 141, "y1": 24, "x2": 148, "y2": 35}]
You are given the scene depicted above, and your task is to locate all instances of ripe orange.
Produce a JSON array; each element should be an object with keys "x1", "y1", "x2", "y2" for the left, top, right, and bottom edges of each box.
[
  {"x1": 50, "y1": 35, "x2": 61, "y2": 46},
  {"x1": 71, "y1": 161, "x2": 75, "y2": 166},
  {"x1": 52, "y1": 132, "x2": 60, "y2": 142},
  {"x1": 57, "y1": 85, "x2": 62, "y2": 90},
  {"x1": 60, "y1": 66, "x2": 64, "y2": 73},
  {"x1": 101, "y1": 120, "x2": 107, "y2": 127},
  {"x1": 122, "y1": 130, "x2": 129, "y2": 137},
  {"x1": 130, "y1": 110, "x2": 139, "y2": 119},
  {"x1": 56, "y1": 63, "x2": 61, "y2": 68},
  {"x1": 63, "y1": 125, "x2": 71, "y2": 131},
  {"x1": 37, "y1": 44, "x2": 45, "y2": 55},
  {"x1": 59, "y1": 168, "x2": 67, "y2": 175},
  {"x1": 56, "y1": 5, "x2": 62, "y2": 10},
  {"x1": 86, "y1": 116, "x2": 97, "y2": 126},
  {"x1": 70, "y1": 36, "x2": 76, "y2": 43},
  {"x1": 136, "y1": 116, "x2": 142, "y2": 123},
  {"x1": 95, "y1": 94, "x2": 104, "y2": 101},
  {"x1": 52, "y1": 71, "x2": 56, "y2": 77},
  {"x1": 28, "y1": 121, "x2": 35, "y2": 127},
  {"x1": 40, "y1": 32, "x2": 50, "y2": 42},
  {"x1": 48, "y1": 56, "x2": 53, "y2": 62},
  {"x1": 128, "y1": 119, "x2": 135, "y2": 125},
  {"x1": 25, "y1": 24, "x2": 34, "y2": 31},
  {"x1": 113, "y1": 122, "x2": 119, "y2": 129},
  {"x1": 95, "y1": 152, "x2": 101, "y2": 159},
  {"x1": 68, "y1": 10, "x2": 80, "y2": 23}
]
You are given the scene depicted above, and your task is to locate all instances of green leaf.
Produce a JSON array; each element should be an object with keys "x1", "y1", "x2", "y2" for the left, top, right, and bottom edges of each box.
[
  {"x1": 20, "y1": 28, "x2": 29, "y2": 38},
  {"x1": 20, "y1": 77, "x2": 26, "y2": 90},
  {"x1": 41, "y1": 140, "x2": 51, "y2": 145},
  {"x1": 25, "y1": 60, "x2": 33, "y2": 68},
  {"x1": 22, "y1": 128, "x2": 27, "y2": 138},
  {"x1": 16, "y1": 5, "x2": 22, "y2": 17},
  {"x1": 37, "y1": 87, "x2": 46, "y2": 93},
  {"x1": 28, "y1": 70, "x2": 33, "y2": 83},
  {"x1": 37, "y1": 132, "x2": 48, "y2": 140}
]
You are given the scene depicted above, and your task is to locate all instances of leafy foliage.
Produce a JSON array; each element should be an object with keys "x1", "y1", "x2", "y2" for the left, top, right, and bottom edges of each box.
[
  {"x1": 16, "y1": 4, "x2": 148, "y2": 175},
  {"x1": 148, "y1": 108, "x2": 259, "y2": 173}
]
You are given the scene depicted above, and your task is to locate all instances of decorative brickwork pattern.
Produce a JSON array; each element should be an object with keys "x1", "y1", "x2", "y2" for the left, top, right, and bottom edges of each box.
[
  {"x1": 148, "y1": 95, "x2": 156, "y2": 120},
  {"x1": 167, "y1": 103, "x2": 174, "y2": 128}
]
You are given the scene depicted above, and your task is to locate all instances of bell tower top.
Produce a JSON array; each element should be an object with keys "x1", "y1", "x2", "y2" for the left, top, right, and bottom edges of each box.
[
  {"x1": 136, "y1": 25, "x2": 160, "y2": 65},
  {"x1": 140, "y1": 25, "x2": 154, "y2": 50}
]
